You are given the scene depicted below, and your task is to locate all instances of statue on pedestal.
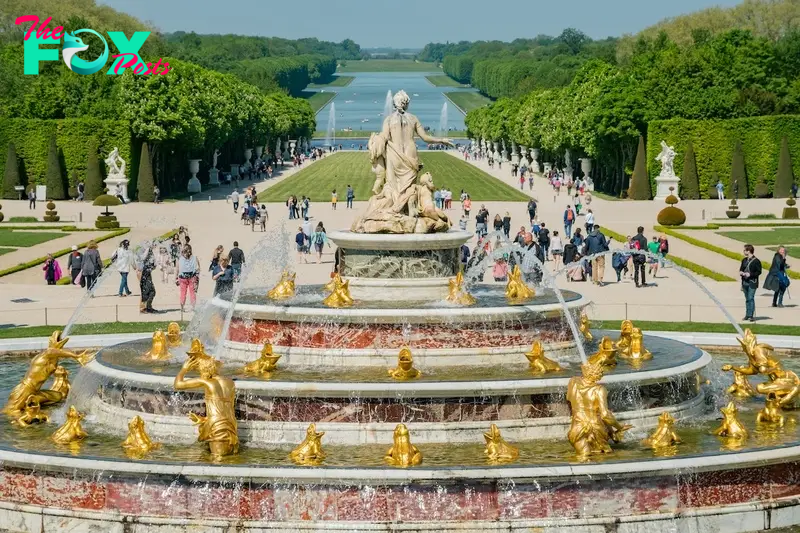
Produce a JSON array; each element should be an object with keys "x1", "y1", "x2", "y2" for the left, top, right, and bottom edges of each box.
[
  {"x1": 654, "y1": 140, "x2": 680, "y2": 200},
  {"x1": 104, "y1": 147, "x2": 130, "y2": 201}
]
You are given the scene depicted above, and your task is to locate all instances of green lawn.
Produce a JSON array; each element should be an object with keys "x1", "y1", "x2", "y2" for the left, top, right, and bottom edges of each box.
[
  {"x1": 0, "y1": 247, "x2": 14, "y2": 256},
  {"x1": 0, "y1": 321, "x2": 189, "y2": 339},
  {"x1": 302, "y1": 91, "x2": 337, "y2": 112},
  {"x1": 426, "y1": 75, "x2": 468, "y2": 88},
  {"x1": 258, "y1": 152, "x2": 530, "y2": 203},
  {"x1": 444, "y1": 91, "x2": 493, "y2": 113},
  {"x1": 308, "y1": 76, "x2": 355, "y2": 88},
  {"x1": 8, "y1": 216, "x2": 38, "y2": 223},
  {"x1": 717, "y1": 228, "x2": 800, "y2": 246},
  {"x1": 0, "y1": 230, "x2": 67, "y2": 247},
  {"x1": 337, "y1": 60, "x2": 439, "y2": 73},
  {"x1": 593, "y1": 320, "x2": 800, "y2": 337}
]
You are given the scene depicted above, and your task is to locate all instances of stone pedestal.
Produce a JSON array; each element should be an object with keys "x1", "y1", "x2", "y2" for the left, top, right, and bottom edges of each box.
[
  {"x1": 655, "y1": 175, "x2": 681, "y2": 201},
  {"x1": 187, "y1": 159, "x2": 202, "y2": 194},
  {"x1": 531, "y1": 149, "x2": 541, "y2": 174},
  {"x1": 104, "y1": 176, "x2": 130, "y2": 202},
  {"x1": 543, "y1": 162, "x2": 552, "y2": 174},
  {"x1": 208, "y1": 168, "x2": 220, "y2": 186},
  {"x1": 230, "y1": 164, "x2": 240, "y2": 182}
]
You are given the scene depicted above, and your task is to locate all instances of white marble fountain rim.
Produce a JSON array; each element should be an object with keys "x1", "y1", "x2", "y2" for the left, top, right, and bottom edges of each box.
[
  {"x1": 327, "y1": 229, "x2": 472, "y2": 251},
  {"x1": 83, "y1": 351, "x2": 712, "y2": 397}
]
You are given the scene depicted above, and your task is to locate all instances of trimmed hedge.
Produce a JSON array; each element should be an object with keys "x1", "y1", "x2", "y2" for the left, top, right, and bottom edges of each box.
[
  {"x1": 0, "y1": 119, "x2": 133, "y2": 197},
  {"x1": 648, "y1": 116, "x2": 800, "y2": 199}
]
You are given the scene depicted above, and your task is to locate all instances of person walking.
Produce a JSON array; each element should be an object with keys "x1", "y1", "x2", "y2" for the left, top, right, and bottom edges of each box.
[
  {"x1": 463, "y1": 195, "x2": 472, "y2": 217},
  {"x1": 42, "y1": 254, "x2": 62, "y2": 285},
  {"x1": 502, "y1": 212, "x2": 511, "y2": 239},
  {"x1": 247, "y1": 203, "x2": 258, "y2": 231},
  {"x1": 459, "y1": 242, "x2": 471, "y2": 272},
  {"x1": 716, "y1": 180, "x2": 725, "y2": 200},
  {"x1": 571, "y1": 228, "x2": 584, "y2": 249},
  {"x1": 647, "y1": 236, "x2": 661, "y2": 279},
  {"x1": 585, "y1": 209, "x2": 595, "y2": 233},
  {"x1": 583, "y1": 225, "x2": 609, "y2": 286},
  {"x1": 538, "y1": 222, "x2": 551, "y2": 261},
  {"x1": 739, "y1": 244, "x2": 763, "y2": 322},
  {"x1": 563, "y1": 205, "x2": 575, "y2": 239},
  {"x1": 231, "y1": 189, "x2": 240, "y2": 213},
  {"x1": 527, "y1": 199, "x2": 537, "y2": 225},
  {"x1": 259, "y1": 204, "x2": 268, "y2": 231},
  {"x1": 28, "y1": 188, "x2": 36, "y2": 210},
  {"x1": 112, "y1": 239, "x2": 134, "y2": 297},
  {"x1": 631, "y1": 226, "x2": 648, "y2": 288},
  {"x1": 77, "y1": 181, "x2": 85, "y2": 202},
  {"x1": 81, "y1": 241, "x2": 103, "y2": 293},
  {"x1": 228, "y1": 241, "x2": 245, "y2": 281},
  {"x1": 209, "y1": 245, "x2": 224, "y2": 274},
  {"x1": 551, "y1": 230, "x2": 564, "y2": 270},
  {"x1": 67, "y1": 245, "x2": 83, "y2": 287},
  {"x1": 176, "y1": 244, "x2": 200, "y2": 312},
  {"x1": 475, "y1": 209, "x2": 487, "y2": 238},
  {"x1": 310, "y1": 222, "x2": 330, "y2": 264},
  {"x1": 331, "y1": 189, "x2": 338, "y2": 210},
  {"x1": 295, "y1": 226, "x2": 307, "y2": 264},
  {"x1": 157, "y1": 245, "x2": 172, "y2": 283},
  {"x1": 763, "y1": 246, "x2": 790, "y2": 308},
  {"x1": 138, "y1": 246, "x2": 157, "y2": 313},
  {"x1": 346, "y1": 185, "x2": 354, "y2": 209},
  {"x1": 492, "y1": 214, "x2": 503, "y2": 234},
  {"x1": 212, "y1": 257, "x2": 234, "y2": 296}
]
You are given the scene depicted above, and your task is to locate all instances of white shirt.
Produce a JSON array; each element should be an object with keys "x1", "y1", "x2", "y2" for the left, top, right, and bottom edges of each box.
[
  {"x1": 586, "y1": 212, "x2": 595, "y2": 225},
  {"x1": 231, "y1": 191, "x2": 239, "y2": 202},
  {"x1": 551, "y1": 236, "x2": 564, "y2": 252},
  {"x1": 114, "y1": 247, "x2": 133, "y2": 273}
]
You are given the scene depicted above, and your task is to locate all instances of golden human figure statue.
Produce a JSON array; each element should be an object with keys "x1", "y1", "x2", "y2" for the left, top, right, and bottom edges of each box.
[
  {"x1": 385, "y1": 423, "x2": 423, "y2": 467},
  {"x1": 642, "y1": 412, "x2": 682, "y2": 449},
  {"x1": 757, "y1": 394, "x2": 785, "y2": 427},
  {"x1": 166, "y1": 322, "x2": 182, "y2": 347},
  {"x1": 483, "y1": 424, "x2": 519, "y2": 465},
  {"x1": 446, "y1": 271, "x2": 476, "y2": 306},
  {"x1": 268, "y1": 270, "x2": 296, "y2": 300},
  {"x1": 726, "y1": 371, "x2": 757, "y2": 398},
  {"x1": 173, "y1": 339, "x2": 239, "y2": 458},
  {"x1": 587, "y1": 336, "x2": 617, "y2": 368},
  {"x1": 713, "y1": 401, "x2": 748, "y2": 441},
  {"x1": 756, "y1": 367, "x2": 800, "y2": 407},
  {"x1": 122, "y1": 415, "x2": 161, "y2": 456},
  {"x1": 290, "y1": 423, "x2": 326, "y2": 466},
  {"x1": 524, "y1": 341, "x2": 562, "y2": 374},
  {"x1": 615, "y1": 320, "x2": 634, "y2": 352},
  {"x1": 322, "y1": 273, "x2": 354, "y2": 308},
  {"x1": 579, "y1": 312, "x2": 593, "y2": 342},
  {"x1": 13, "y1": 397, "x2": 50, "y2": 427},
  {"x1": 566, "y1": 362, "x2": 632, "y2": 461},
  {"x1": 243, "y1": 342, "x2": 281, "y2": 377},
  {"x1": 4, "y1": 331, "x2": 94, "y2": 417},
  {"x1": 619, "y1": 327, "x2": 652, "y2": 362},
  {"x1": 144, "y1": 330, "x2": 171, "y2": 361},
  {"x1": 51, "y1": 366, "x2": 70, "y2": 397},
  {"x1": 51, "y1": 405, "x2": 88, "y2": 445},
  {"x1": 388, "y1": 347, "x2": 421, "y2": 380},
  {"x1": 505, "y1": 265, "x2": 535, "y2": 302}
]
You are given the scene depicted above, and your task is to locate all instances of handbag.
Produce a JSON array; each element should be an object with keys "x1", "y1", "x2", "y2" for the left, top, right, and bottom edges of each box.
[
  {"x1": 73, "y1": 272, "x2": 82, "y2": 286},
  {"x1": 779, "y1": 271, "x2": 791, "y2": 288}
]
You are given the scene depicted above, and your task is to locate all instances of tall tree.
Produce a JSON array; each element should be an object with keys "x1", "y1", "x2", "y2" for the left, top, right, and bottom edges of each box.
[
  {"x1": 628, "y1": 136, "x2": 652, "y2": 200},
  {"x1": 137, "y1": 143, "x2": 155, "y2": 202},
  {"x1": 681, "y1": 141, "x2": 700, "y2": 199},
  {"x1": 85, "y1": 142, "x2": 104, "y2": 201},
  {"x1": 775, "y1": 136, "x2": 794, "y2": 198},
  {"x1": 729, "y1": 141, "x2": 749, "y2": 199},
  {"x1": 45, "y1": 134, "x2": 65, "y2": 200},
  {"x1": 2, "y1": 143, "x2": 21, "y2": 200}
]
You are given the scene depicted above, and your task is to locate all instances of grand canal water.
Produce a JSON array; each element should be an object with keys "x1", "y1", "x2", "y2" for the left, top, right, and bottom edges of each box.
[{"x1": 312, "y1": 71, "x2": 477, "y2": 134}]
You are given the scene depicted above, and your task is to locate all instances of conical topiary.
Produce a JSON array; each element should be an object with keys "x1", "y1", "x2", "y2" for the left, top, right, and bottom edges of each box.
[
  {"x1": 729, "y1": 141, "x2": 748, "y2": 199},
  {"x1": 628, "y1": 136, "x2": 652, "y2": 200},
  {"x1": 92, "y1": 194, "x2": 121, "y2": 229},
  {"x1": 85, "y1": 142, "x2": 103, "y2": 201},
  {"x1": 754, "y1": 173, "x2": 771, "y2": 198},
  {"x1": 136, "y1": 143, "x2": 154, "y2": 202},
  {"x1": 775, "y1": 136, "x2": 794, "y2": 198},
  {"x1": 43, "y1": 200, "x2": 59, "y2": 222},
  {"x1": 784, "y1": 197, "x2": 799, "y2": 219},
  {"x1": 681, "y1": 141, "x2": 700, "y2": 199},
  {"x1": 657, "y1": 187, "x2": 686, "y2": 226},
  {"x1": 3, "y1": 143, "x2": 22, "y2": 200},
  {"x1": 45, "y1": 134, "x2": 65, "y2": 200}
]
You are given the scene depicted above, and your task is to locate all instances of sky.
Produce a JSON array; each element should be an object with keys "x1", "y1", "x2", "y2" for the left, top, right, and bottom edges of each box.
[{"x1": 100, "y1": 0, "x2": 743, "y2": 48}]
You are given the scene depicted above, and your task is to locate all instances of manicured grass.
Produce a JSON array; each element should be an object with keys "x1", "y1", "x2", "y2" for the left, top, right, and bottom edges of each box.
[
  {"x1": 258, "y1": 152, "x2": 530, "y2": 203},
  {"x1": 0, "y1": 321, "x2": 189, "y2": 340},
  {"x1": 308, "y1": 76, "x2": 355, "y2": 88},
  {"x1": 593, "y1": 320, "x2": 800, "y2": 337},
  {"x1": 0, "y1": 230, "x2": 67, "y2": 247},
  {"x1": 444, "y1": 91, "x2": 493, "y2": 113},
  {"x1": 0, "y1": 248, "x2": 14, "y2": 256},
  {"x1": 337, "y1": 60, "x2": 439, "y2": 73},
  {"x1": 302, "y1": 91, "x2": 337, "y2": 112},
  {"x1": 426, "y1": 75, "x2": 468, "y2": 88},
  {"x1": 717, "y1": 228, "x2": 800, "y2": 246}
]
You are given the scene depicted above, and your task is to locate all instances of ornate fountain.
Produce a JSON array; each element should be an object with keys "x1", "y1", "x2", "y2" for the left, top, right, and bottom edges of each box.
[{"x1": 2, "y1": 92, "x2": 800, "y2": 533}]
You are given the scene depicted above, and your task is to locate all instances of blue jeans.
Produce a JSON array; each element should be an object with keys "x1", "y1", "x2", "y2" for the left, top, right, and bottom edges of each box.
[
  {"x1": 743, "y1": 285, "x2": 756, "y2": 319},
  {"x1": 118, "y1": 272, "x2": 131, "y2": 295},
  {"x1": 565, "y1": 223, "x2": 573, "y2": 239},
  {"x1": 231, "y1": 264, "x2": 242, "y2": 280}
]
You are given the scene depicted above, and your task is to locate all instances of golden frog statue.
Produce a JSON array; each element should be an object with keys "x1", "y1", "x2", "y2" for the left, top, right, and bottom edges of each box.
[
  {"x1": 166, "y1": 322, "x2": 182, "y2": 347},
  {"x1": 51, "y1": 366, "x2": 70, "y2": 397},
  {"x1": 13, "y1": 397, "x2": 49, "y2": 427},
  {"x1": 385, "y1": 423, "x2": 422, "y2": 467},
  {"x1": 757, "y1": 367, "x2": 800, "y2": 408},
  {"x1": 174, "y1": 339, "x2": 239, "y2": 458},
  {"x1": 757, "y1": 393, "x2": 785, "y2": 427},
  {"x1": 122, "y1": 415, "x2": 161, "y2": 456},
  {"x1": 322, "y1": 273, "x2": 354, "y2": 308},
  {"x1": 736, "y1": 328, "x2": 779, "y2": 375},
  {"x1": 713, "y1": 401, "x2": 748, "y2": 441},
  {"x1": 290, "y1": 423, "x2": 326, "y2": 466},
  {"x1": 505, "y1": 265, "x2": 535, "y2": 302},
  {"x1": 388, "y1": 347, "x2": 421, "y2": 380},
  {"x1": 587, "y1": 336, "x2": 617, "y2": 368},
  {"x1": 243, "y1": 342, "x2": 281, "y2": 377},
  {"x1": 726, "y1": 371, "x2": 757, "y2": 398},
  {"x1": 642, "y1": 412, "x2": 682, "y2": 449},
  {"x1": 524, "y1": 340, "x2": 562, "y2": 374},
  {"x1": 4, "y1": 331, "x2": 94, "y2": 417},
  {"x1": 51, "y1": 405, "x2": 88, "y2": 445},
  {"x1": 579, "y1": 312, "x2": 593, "y2": 342},
  {"x1": 446, "y1": 271, "x2": 476, "y2": 306},
  {"x1": 566, "y1": 362, "x2": 632, "y2": 461},
  {"x1": 483, "y1": 423, "x2": 519, "y2": 465},
  {"x1": 615, "y1": 320, "x2": 634, "y2": 352},
  {"x1": 619, "y1": 327, "x2": 652, "y2": 362},
  {"x1": 144, "y1": 330, "x2": 171, "y2": 361},
  {"x1": 268, "y1": 270, "x2": 296, "y2": 300}
]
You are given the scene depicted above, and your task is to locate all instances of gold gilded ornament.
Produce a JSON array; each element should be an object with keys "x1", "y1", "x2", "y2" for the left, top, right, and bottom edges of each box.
[
  {"x1": 483, "y1": 423, "x2": 519, "y2": 464},
  {"x1": 446, "y1": 271, "x2": 476, "y2": 306},
  {"x1": 51, "y1": 366, "x2": 70, "y2": 397},
  {"x1": 243, "y1": 342, "x2": 281, "y2": 377},
  {"x1": 615, "y1": 320, "x2": 634, "y2": 352},
  {"x1": 726, "y1": 371, "x2": 757, "y2": 398},
  {"x1": 13, "y1": 397, "x2": 49, "y2": 427},
  {"x1": 524, "y1": 341, "x2": 562, "y2": 374},
  {"x1": 757, "y1": 393, "x2": 785, "y2": 427},
  {"x1": 166, "y1": 322, "x2": 182, "y2": 347},
  {"x1": 51, "y1": 405, "x2": 88, "y2": 445},
  {"x1": 268, "y1": 270, "x2": 296, "y2": 300},
  {"x1": 642, "y1": 412, "x2": 681, "y2": 449},
  {"x1": 619, "y1": 327, "x2": 652, "y2": 363},
  {"x1": 290, "y1": 423, "x2": 326, "y2": 466},
  {"x1": 579, "y1": 312, "x2": 593, "y2": 342},
  {"x1": 587, "y1": 336, "x2": 617, "y2": 368},
  {"x1": 713, "y1": 401, "x2": 748, "y2": 441},
  {"x1": 388, "y1": 347, "x2": 421, "y2": 380},
  {"x1": 122, "y1": 415, "x2": 161, "y2": 456},
  {"x1": 144, "y1": 330, "x2": 171, "y2": 361},
  {"x1": 322, "y1": 273, "x2": 353, "y2": 308},
  {"x1": 505, "y1": 265, "x2": 535, "y2": 302},
  {"x1": 384, "y1": 423, "x2": 423, "y2": 467}
]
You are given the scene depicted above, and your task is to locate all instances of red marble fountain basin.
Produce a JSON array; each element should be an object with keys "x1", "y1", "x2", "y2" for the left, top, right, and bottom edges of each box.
[{"x1": 1, "y1": 444, "x2": 800, "y2": 532}]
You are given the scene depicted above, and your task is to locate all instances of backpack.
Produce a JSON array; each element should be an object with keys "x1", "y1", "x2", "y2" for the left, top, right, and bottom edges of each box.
[
  {"x1": 660, "y1": 239, "x2": 669, "y2": 254},
  {"x1": 566, "y1": 209, "x2": 574, "y2": 222}
]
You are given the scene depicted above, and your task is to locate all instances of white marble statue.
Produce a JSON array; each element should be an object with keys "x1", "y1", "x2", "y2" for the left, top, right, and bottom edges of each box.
[
  {"x1": 104, "y1": 147, "x2": 126, "y2": 178},
  {"x1": 212, "y1": 149, "x2": 221, "y2": 170},
  {"x1": 656, "y1": 141, "x2": 676, "y2": 178},
  {"x1": 654, "y1": 140, "x2": 680, "y2": 200}
]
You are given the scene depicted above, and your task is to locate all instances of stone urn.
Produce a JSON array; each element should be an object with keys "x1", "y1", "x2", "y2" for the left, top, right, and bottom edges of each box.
[
  {"x1": 244, "y1": 148, "x2": 253, "y2": 162},
  {"x1": 531, "y1": 149, "x2": 541, "y2": 174},
  {"x1": 255, "y1": 146, "x2": 263, "y2": 158},
  {"x1": 187, "y1": 159, "x2": 202, "y2": 194}
]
